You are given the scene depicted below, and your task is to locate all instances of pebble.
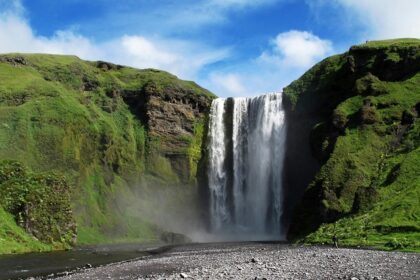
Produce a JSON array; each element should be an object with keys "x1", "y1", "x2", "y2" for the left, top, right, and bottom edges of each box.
[{"x1": 52, "y1": 243, "x2": 420, "y2": 280}]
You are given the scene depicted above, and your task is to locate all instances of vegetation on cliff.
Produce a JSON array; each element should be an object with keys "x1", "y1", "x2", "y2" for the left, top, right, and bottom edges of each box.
[
  {"x1": 0, "y1": 160, "x2": 75, "y2": 254},
  {"x1": 284, "y1": 39, "x2": 420, "y2": 252},
  {"x1": 2, "y1": 39, "x2": 418, "y2": 254},
  {"x1": 0, "y1": 54, "x2": 214, "y2": 254}
]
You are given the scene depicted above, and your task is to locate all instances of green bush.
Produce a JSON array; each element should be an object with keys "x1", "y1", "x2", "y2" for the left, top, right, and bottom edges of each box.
[
  {"x1": 0, "y1": 160, "x2": 76, "y2": 246},
  {"x1": 359, "y1": 105, "x2": 380, "y2": 124}
]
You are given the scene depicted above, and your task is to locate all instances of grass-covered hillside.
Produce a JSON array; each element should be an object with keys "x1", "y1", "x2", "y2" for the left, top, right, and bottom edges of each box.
[
  {"x1": 0, "y1": 54, "x2": 214, "y2": 254},
  {"x1": 284, "y1": 39, "x2": 420, "y2": 252}
]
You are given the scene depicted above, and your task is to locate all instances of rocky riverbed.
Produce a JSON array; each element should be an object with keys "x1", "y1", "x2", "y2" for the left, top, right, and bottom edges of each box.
[{"x1": 53, "y1": 242, "x2": 419, "y2": 280}]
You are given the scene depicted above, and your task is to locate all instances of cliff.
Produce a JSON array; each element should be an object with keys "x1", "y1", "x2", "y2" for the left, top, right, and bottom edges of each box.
[
  {"x1": 283, "y1": 39, "x2": 420, "y2": 251},
  {"x1": 0, "y1": 54, "x2": 214, "y2": 253},
  {"x1": 2, "y1": 39, "x2": 419, "y2": 254}
]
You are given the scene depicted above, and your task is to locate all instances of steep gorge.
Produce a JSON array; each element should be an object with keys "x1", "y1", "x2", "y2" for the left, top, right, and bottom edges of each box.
[{"x1": 0, "y1": 38, "x2": 419, "y2": 254}]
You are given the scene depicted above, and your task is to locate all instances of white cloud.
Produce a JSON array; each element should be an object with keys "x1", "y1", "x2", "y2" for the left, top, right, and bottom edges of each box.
[
  {"x1": 0, "y1": 1, "x2": 333, "y2": 98},
  {"x1": 308, "y1": 0, "x2": 420, "y2": 40},
  {"x1": 0, "y1": 11, "x2": 228, "y2": 80},
  {"x1": 0, "y1": 13, "x2": 101, "y2": 58},
  {"x1": 259, "y1": 30, "x2": 332, "y2": 69},
  {"x1": 103, "y1": 36, "x2": 229, "y2": 79},
  {"x1": 203, "y1": 30, "x2": 333, "y2": 97},
  {"x1": 120, "y1": 36, "x2": 177, "y2": 65},
  {"x1": 209, "y1": 73, "x2": 247, "y2": 96},
  {"x1": 337, "y1": 0, "x2": 420, "y2": 39}
]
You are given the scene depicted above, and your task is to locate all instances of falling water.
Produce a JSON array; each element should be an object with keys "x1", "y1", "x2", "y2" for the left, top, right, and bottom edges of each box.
[{"x1": 207, "y1": 93, "x2": 286, "y2": 239}]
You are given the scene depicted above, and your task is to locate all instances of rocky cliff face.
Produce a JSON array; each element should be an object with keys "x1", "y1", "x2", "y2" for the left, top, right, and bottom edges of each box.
[
  {"x1": 0, "y1": 54, "x2": 214, "y2": 253},
  {"x1": 283, "y1": 39, "x2": 420, "y2": 251},
  {"x1": 133, "y1": 80, "x2": 212, "y2": 182}
]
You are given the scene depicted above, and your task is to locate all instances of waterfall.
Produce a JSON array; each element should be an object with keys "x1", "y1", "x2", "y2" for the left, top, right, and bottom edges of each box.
[{"x1": 207, "y1": 93, "x2": 286, "y2": 239}]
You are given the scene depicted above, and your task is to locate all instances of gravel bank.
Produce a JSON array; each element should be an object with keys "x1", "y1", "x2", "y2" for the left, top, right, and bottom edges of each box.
[{"x1": 54, "y1": 243, "x2": 419, "y2": 280}]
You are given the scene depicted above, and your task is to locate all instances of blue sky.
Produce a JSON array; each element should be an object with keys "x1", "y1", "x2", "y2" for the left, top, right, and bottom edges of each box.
[{"x1": 0, "y1": 0, "x2": 419, "y2": 97}]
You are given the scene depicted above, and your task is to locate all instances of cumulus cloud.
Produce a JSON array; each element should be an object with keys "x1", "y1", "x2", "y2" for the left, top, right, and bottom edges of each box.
[
  {"x1": 120, "y1": 36, "x2": 177, "y2": 64},
  {"x1": 104, "y1": 36, "x2": 229, "y2": 79},
  {"x1": 0, "y1": 1, "x2": 333, "y2": 98},
  {"x1": 0, "y1": 13, "x2": 100, "y2": 58},
  {"x1": 203, "y1": 30, "x2": 333, "y2": 97},
  {"x1": 208, "y1": 73, "x2": 247, "y2": 96},
  {"x1": 337, "y1": 0, "x2": 420, "y2": 39},
  {"x1": 0, "y1": 10, "x2": 228, "y2": 80},
  {"x1": 258, "y1": 30, "x2": 333, "y2": 69},
  {"x1": 308, "y1": 0, "x2": 420, "y2": 40}
]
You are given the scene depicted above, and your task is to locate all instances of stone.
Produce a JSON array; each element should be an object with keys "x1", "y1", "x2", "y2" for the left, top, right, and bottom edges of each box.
[
  {"x1": 85, "y1": 263, "x2": 93, "y2": 268},
  {"x1": 56, "y1": 271, "x2": 70, "y2": 277},
  {"x1": 180, "y1": 273, "x2": 188, "y2": 278}
]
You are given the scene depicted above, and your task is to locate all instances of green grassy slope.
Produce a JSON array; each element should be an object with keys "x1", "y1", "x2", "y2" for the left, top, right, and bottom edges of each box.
[
  {"x1": 0, "y1": 206, "x2": 52, "y2": 254},
  {"x1": 0, "y1": 54, "x2": 213, "y2": 253},
  {"x1": 284, "y1": 39, "x2": 420, "y2": 252}
]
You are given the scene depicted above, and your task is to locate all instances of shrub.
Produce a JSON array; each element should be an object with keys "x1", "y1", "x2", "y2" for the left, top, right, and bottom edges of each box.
[
  {"x1": 332, "y1": 109, "x2": 348, "y2": 131},
  {"x1": 0, "y1": 160, "x2": 76, "y2": 245},
  {"x1": 359, "y1": 105, "x2": 380, "y2": 124}
]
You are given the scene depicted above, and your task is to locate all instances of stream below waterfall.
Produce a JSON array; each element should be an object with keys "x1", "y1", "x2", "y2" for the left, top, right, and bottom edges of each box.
[{"x1": 0, "y1": 243, "x2": 168, "y2": 280}]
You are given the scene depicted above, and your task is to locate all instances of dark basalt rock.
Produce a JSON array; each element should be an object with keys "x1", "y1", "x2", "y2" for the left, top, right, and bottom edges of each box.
[
  {"x1": 96, "y1": 60, "x2": 123, "y2": 71},
  {"x1": 0, "y1": 55, "x2": 27, "y2": 66}
]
